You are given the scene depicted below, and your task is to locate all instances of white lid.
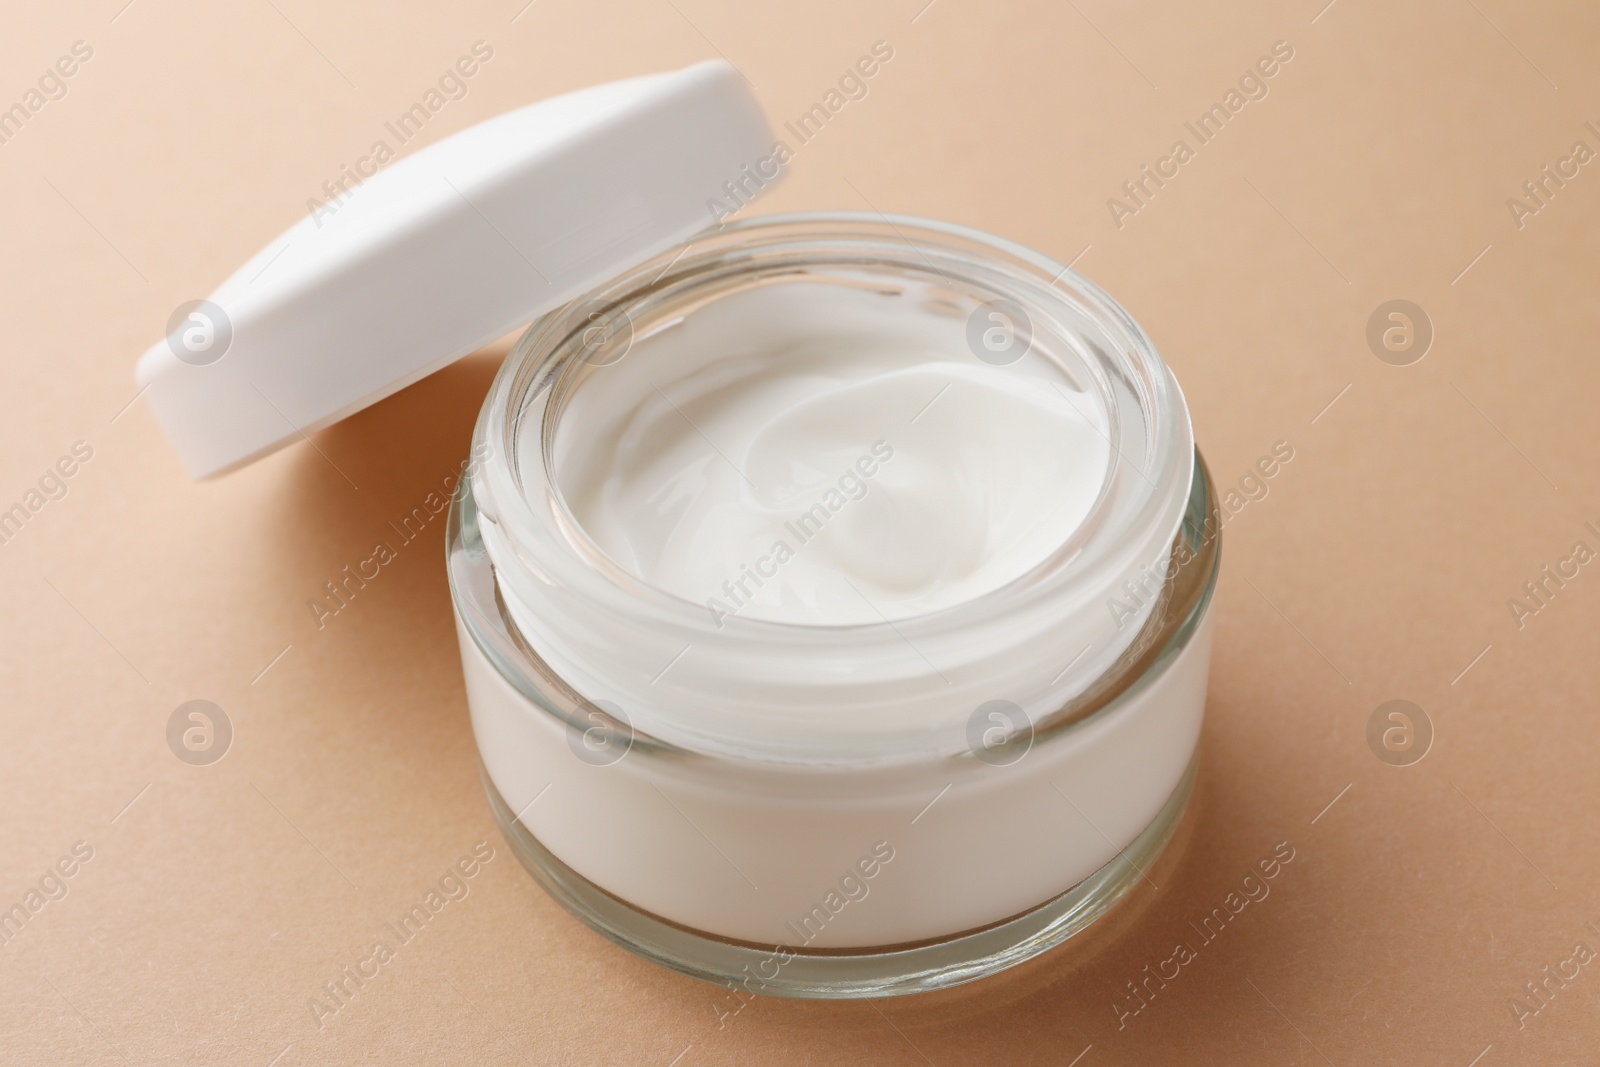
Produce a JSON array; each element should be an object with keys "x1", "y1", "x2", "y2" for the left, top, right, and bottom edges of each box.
[{"x1": 137, "y1": 60, "x2": 776, "y2": 479}]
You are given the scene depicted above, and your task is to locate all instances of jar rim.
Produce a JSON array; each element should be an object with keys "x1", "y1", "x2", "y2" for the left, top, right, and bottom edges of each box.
[
  {"x1": 467, "y1": 211, "x2": 1197, "y2": 760},
  {"x1": 449, "y1": 451, "x2": 1220, "y2": 768},
  {"x1": 499, "y1": 212, "x2": 1189, "y2": 630}
]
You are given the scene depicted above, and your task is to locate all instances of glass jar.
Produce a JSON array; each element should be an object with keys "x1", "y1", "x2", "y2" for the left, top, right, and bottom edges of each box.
[{"x1": 447, "y1": 212, "x2": 1220, "y2": 998}]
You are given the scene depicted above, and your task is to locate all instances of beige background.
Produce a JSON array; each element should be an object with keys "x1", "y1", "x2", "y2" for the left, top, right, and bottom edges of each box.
[{"x1": 2, "y1": 0, "x2": 1598, "y2": 1062}]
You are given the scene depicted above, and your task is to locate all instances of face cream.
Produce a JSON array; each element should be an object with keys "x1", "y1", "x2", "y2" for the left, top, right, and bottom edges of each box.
[
  {"x1": 134, "y1": 60, "x2": 1220, "y2": 999},
  {"x1": 455, "y1": 214, "x2": 1219, "y2": 996},
  {"x1": 551, "y1": 285, "x2": 1113, "y2": 628}
]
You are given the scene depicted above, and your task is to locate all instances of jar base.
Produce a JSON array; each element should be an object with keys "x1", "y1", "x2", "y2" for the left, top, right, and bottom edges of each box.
[{"x1": 483, "y1": 748, "x2": 1198, "y2": 999}]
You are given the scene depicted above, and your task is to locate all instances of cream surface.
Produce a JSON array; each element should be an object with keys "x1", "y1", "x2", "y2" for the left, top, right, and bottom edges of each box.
[{"x1": 554, "y1": 301, "x2": 1113, "y2": 626}]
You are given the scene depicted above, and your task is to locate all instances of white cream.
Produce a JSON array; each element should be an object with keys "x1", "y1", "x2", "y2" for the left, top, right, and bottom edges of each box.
[{"x1": 557, "y1": 329, "x2": 1112, "y2": 626}]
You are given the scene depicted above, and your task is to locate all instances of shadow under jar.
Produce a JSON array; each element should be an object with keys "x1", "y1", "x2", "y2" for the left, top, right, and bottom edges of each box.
[{"x1": 448, "y1": 213, "x2": 1220, "y2": 999}]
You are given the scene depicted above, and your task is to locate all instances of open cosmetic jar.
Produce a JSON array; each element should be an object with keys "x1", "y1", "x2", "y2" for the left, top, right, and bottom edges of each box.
[
  {"x1": 451, "y1": 214, "x2": 1219, "y2": 997},
  {"x1": 136, "y1": 60, "x2": 1219, "y2": 999}
]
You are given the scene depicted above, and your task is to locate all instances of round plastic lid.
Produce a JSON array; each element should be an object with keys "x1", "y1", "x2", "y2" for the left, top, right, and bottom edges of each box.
[{"x1": 136, "y1": 60, "x2": 776, "y2": 479}]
